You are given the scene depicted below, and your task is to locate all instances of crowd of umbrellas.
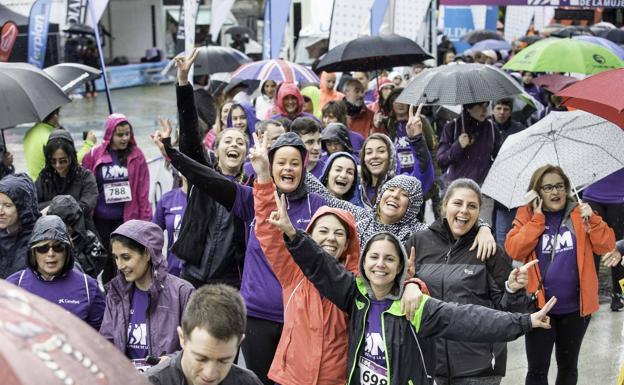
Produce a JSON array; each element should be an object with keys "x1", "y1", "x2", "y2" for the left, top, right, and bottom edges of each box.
[{"x1": 1, "y1": 25, "x2": 624, "y2": 384}]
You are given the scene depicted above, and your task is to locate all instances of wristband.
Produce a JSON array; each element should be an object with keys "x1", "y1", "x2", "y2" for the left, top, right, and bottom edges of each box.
[{"x1": 403, "y1": 277, "x2": 429, "y2": 295}]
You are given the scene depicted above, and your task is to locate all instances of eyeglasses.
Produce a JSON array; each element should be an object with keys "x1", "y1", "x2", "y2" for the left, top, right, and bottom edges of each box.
[
  {"x1": 34, "y1": 243, "x2": 65, "y2": 254},
  {"x1": 540, "y1": 183, "x2": 566, "y2": 193}
]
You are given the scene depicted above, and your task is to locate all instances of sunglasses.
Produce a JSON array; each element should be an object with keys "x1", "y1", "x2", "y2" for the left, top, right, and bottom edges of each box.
[{"x1": 34, "y1": 243, "x2": 65, "y2": 254}]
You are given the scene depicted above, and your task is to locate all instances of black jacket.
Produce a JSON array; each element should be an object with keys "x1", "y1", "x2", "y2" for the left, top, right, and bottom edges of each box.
[
  {"x1": 492, "y1": 117, "x2": 525, "y2": 144},
  {"x1": 286, "y1": 230, "x2": 533, "y2": 385},
  {"x1": 146, "y1": 350, "x2": 262, "y2": 385},
  {"x1": 169, "y1": 84, "x2": 249, "y2": 287},
  {"x1": 405, "y1": 219, "x2": 531, "y2": 379}
]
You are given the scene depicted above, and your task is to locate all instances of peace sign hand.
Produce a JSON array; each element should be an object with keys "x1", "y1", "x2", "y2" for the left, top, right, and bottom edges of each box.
[
  {"x1": 248, "y1": 132, "x2": 271, "y2": 182},
  {"x1": 266, "y1": 191, "x2": 297, "y2": 241},
  {"x1": 406, "y1": 104, "x2": 424, "y2": 138},
  {"x1": 507, "y1": 259, "x2": 539, "y2": 292},
  {"x1": 174, "y1": 48, "x2": 199, "y2": 85},
  {"x1": 530, "y1": 296, "x2": 557, "y2": 329}
]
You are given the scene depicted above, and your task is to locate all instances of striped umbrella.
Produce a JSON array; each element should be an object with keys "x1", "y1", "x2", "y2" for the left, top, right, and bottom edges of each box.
[{"x1": 230, "y1": 59, "x2": 319, "y2": 84}]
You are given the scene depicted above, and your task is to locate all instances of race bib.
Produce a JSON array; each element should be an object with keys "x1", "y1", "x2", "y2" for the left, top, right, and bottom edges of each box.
[
  {"x1": 104, "y1": 181, "x2": 132, "y2": 204},
  {"x1": 359, "y1": 356, "x2": 388, "y2": 385},
  {"x1": 398, "y1": 151, "x2": 414, "y2": 167}
]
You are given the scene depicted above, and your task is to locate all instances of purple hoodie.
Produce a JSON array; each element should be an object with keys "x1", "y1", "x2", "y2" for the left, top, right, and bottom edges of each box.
[
  {"x1": 99, "y1": 220, "x2": 194, "y2": 357},
  {"x1": 226, "y1": 102, "x2": 258, "y2": 147},
  {"x1": 82, "y1": 113, "x2": 152, "y2": 221}
]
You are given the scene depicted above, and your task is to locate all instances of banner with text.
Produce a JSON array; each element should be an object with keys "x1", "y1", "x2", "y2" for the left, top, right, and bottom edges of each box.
[{"x1": 28, "y1": 0, "x2": 52, "y2": 68}]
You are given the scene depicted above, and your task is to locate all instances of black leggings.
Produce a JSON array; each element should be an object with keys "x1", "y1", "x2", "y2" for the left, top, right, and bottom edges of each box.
[
  {"x1": 241, "y1": 316, "x2": 283, "y2": 385},
  {"x1": 586, "y1": 200, "x2": 624, "y2": 295},
  {"x1": 525, "y1": 312, "x2": 591, "y2": 385},
  {"x1": 94, "y1": 217, "x2": 124, "y2": 284}
]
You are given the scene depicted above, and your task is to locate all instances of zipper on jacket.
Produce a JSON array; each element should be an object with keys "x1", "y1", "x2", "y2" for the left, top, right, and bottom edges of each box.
[
  {"x1": 146, "y1": 291, "x2": 153, "y2": 357},
  {"x1": 381, "y1": 311, "x2": 391, "y2": 384},
  {"x1": 347, "y1": 296, "x2": 370, "y2": 384},
  {"x1": 442, "y1": 245, "x2": 455, "y2": 383}
]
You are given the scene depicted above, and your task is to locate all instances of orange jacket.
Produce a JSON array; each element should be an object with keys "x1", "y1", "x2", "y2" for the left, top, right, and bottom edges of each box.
[
  {"x1": 253, "y1": 181, "x2": 360, "y2": 385},
  {"x1": 347, "y1": 106, "x2": 375, "y2": 138},
  {"x1": 505, "y1": 203, "x2": 615, "y2": 316}
]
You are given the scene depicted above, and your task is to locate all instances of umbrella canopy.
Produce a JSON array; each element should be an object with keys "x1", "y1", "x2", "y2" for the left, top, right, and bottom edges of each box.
[
  {"x1": 225, "y1": 26, "x2": 253, "y2": 36},
  {"x1": 598, "y1": 28, "x2": 624, "y2": 44},
  {"x1": 470, "y1": 39, "x2": 512, "y2": 52},
  {"x1": 63, "y1": 23, "x2": 94, "y2": 36},
  {"x1": 482, "y1": 110, "x2": 624, "y2": 209},
  {"x1": 518, "y1": 35, "x2": 543, "y2": 45},
  {"x1": 44, "y1": 63, "x2": 102, "y2": 93},
  {"x1": 533, "y1": 74, "x2": 579, "y2": 94},
  {"x1": 512, "y1": 91, "x2": 544, "y2": 123},
  {"x1": 0, "y1": 279, "x2": 152, "y2": 385},
  {"x1": 396, "y1": 63, "x2": 522, "y2": 106},
  {"x1": 0, "y1": 63, "x2": 70, "y2": 129},
  {"x1": 550, "y1": 25, "x2": 594, "y2": 38},
  {"x1": 192, "y1": 46, "x2": 251, "y2": 76},
  {"x1": 313, "y1": 34, "x2": 432, "y2": 73},
  {"x1": 557, "y1": 68, "x2": 624, "y2": 129},
  {"x1": 230, "y1": 59, "x2": 319, "y2": 84},
  {"x1": 573, "y1": 35, "x2": 624, "y2": 61},
  {"x1": 503, "y1": 38, "x2": 624, "y2": 75},
  {"x1": 461, "y1": 29, "x2": 504, "y2": 45}
]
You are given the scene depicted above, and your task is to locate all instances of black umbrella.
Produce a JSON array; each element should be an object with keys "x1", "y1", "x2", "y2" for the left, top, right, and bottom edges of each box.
[
  {"x1": 550, "y1": 26, "x2": 594, "y2": 38},
  {"x1": 44, "y1": 63, "x2": 102, "y2": 93},
  {"x1": 0, "y1": 63, "x2": 70, "y2": 129},
  {"x1": 314, "y1": 34, "x2": 432, "y2": 73},
  {"x1": 225, "y1": 26, "x2": 254, "y2": 37},
  {"x1": 599, "y1": 28, "x2": 624, "y2": 44},
  {"x1": 396, "y1": 63, "x2": 522, "y2": 106},
  {"x1": 63, "y1": 23, "x2": 94, "y2": 36},
  {"x1": 461, "y1": 29, "x2": 504, "y2": 45},
  {"x1": 518, "y1": 35, "x2": 543, "y2": 45},
  {"x1": 192, "y1": 46, "x2": 252, "y2": 76}
]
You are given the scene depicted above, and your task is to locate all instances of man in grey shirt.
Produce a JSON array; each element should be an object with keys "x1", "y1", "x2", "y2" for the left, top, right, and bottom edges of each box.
[{"x1": 146, "y1": 284, "x2": 262, "y2": 385}]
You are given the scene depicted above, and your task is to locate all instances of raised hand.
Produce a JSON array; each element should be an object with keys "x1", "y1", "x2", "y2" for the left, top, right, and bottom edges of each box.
[
  {"x1": 530, "y1": 296, "x2": 557, "y2": 329},
  {"x1": 578, "y1": 200, "x2": 593, "y2": 219},
  {"x1": 507, "y1": 259, "x2": 539, "y2": 292},
  {"x1": 266, "y1": 191, "x2": 297, "y2": 240},
  {"x1": 151, "y1": 118, "x2": 174, "y2": 157},
  {"x1": 406, "y1": 246, "x2": 416, "y2": 278},
  {"x1": 406, "y1": 104, "x2": 424, "y2": 138},
  {"x1": 248, "y1": 132, "x2": 271, "y2": 182},
  {"x1": 174, "y1": 48, "x2": 199, "y2": 86},
  {"x1": 470, "y1": 225, "x2": 497, "y2": 261},
  {"x1": 458, "y1": 133, "x2": 473, "y2": 148},
  {"x1": 532, "y1": 195, "x2": 543, "y2": 215}
]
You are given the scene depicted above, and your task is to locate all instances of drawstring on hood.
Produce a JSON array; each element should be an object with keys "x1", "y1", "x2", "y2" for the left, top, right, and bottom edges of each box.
[{"x1": 359, "y1": 231, "x2": 408, "y2": 300}]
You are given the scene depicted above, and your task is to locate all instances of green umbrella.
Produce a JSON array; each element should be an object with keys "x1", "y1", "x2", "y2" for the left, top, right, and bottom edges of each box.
[{"x1": 503, "y1": 38, "x2": 624, "y2": 75}]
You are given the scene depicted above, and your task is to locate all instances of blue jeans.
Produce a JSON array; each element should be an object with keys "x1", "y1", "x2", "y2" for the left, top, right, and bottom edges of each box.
[{"x1": 495, "y1": 206, "x2": 517, "y2": 247}]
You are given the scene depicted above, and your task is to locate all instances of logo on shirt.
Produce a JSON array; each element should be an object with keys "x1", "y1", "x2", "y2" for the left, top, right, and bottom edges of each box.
[
  {"x1": 365, "y1": 332, "x2": 385, "y2": 357},
  {"x1": 541, "y1": 229, "x2": 574, "y2": 254},
  {"x1": 58, "y1": 298, "x2": 80, "y2": 304},
  {"x1": 102, "y1": 164, "x2": 128, "y2": 180},
  {"x1": 127, "y1": 323, "x2": 148, "y2": 347}
]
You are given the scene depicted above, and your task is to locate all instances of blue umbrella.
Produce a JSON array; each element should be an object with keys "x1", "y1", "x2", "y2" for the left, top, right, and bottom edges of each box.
[
  {"x1": 573, "y1": 35, "x2": 624, "y2": 60},
  {"x1": 470, "y1": 39, "x2": 512, "y2": 52}
]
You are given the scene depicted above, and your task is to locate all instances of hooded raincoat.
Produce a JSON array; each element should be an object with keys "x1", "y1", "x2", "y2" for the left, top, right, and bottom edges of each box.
[
  {"x1": 284, "y1": 230, "x2": 534, "y2": 385},
  {"x1": 6, "y1": 215, "x2": 105, "y2": 329},
  {"x1": 47, "y1": 194, "x2": 107, "y2": 278},
  {"x1": 505, "y1": 202, "x2": 615, "y2": 316},
  {"x1": 271, "y1": 83, "x2": 318, "y2": 122},
  {"x1": 0, "y1": 173, "x2": 40, "y2": 278},
  {"x1": 319, "y1": 152, "x2": 363, "y2": 207},
  {"x1": 255, "y1": 79, "x2": 277, "y2": 120},
  {"x1": 301, "y1": 85, "x2": 322, "y2": 119},
  {"x1": 82, "y1": 113, "x2": 152, "y2": 221},
  {"x1": 99, "y1": 220, "x2": 194, "y2": 357},
  {"x1": 321, "y1": 123, "x2": 354, "y2": 155},
  {"x1": 254, "y1": 181, "x2": 360, "y2": 385},
  {"x1": 405, "y1": 218, "x2": 531, "y2": 379},
  {"x1": 320, "y1": 72, "x2": 344, "y2": 109}
]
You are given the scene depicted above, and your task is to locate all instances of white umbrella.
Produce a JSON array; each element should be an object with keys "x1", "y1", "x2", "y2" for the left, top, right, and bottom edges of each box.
[{"x1": 482, "y1": 110, "x2": 624, "y2": 209}]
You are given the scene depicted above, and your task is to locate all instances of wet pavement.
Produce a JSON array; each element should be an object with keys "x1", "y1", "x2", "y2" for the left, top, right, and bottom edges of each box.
[{"x1": 6, "y1": 84, "x2": 623, "y2": 384}]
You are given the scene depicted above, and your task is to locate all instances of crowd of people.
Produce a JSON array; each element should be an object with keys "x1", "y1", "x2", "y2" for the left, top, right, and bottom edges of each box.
[{"x1": 4, "y1": 41, "x2": 623, "y2": 385}]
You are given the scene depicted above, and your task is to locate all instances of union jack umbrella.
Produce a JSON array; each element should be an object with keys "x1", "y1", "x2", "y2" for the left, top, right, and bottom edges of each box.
[{"x1": 230, "y1": 59, "x2": 319, "y2": 84}]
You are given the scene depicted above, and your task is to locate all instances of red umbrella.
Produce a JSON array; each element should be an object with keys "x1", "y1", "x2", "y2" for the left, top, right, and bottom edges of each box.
[
  {"x1": 557, "y1": 68, "x2": 624, "y2": 129},
  {"x1": 533, "y1": 74, "x2": 578, "y2": 94},
  {"x1": 0, "y1": 279, "x2": 152, "y2": 385}
]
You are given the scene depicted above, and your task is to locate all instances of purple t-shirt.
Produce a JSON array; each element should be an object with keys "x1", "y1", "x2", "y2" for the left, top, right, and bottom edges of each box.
[
  {"x1": 536, "y1": 211, "x2": 580, "y2": 315},
  {"x1": 309, "y1": 158, "x2": 326, "y2": 179},
  {"x1": 393, "y1": 120, "x2": 416, "y2": 175},
  {"x1": 153, "y1": 188, "x2": 187, "y2": 276},
  {"x1": 359, "y1": 299, "x2": 392, "y2": 385},
  {"x1": 94, "y1": 151, "x2": 128, "y2": 220},
  {"x1": 582, "y1": 168, "x2": 624, "y2": 205},
  {"x1": 348, "y1": 130, "x2": 365, "y2": 157},
  {"x1": 126, "y1": 288, "x2": 150, "y2": 360}
]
